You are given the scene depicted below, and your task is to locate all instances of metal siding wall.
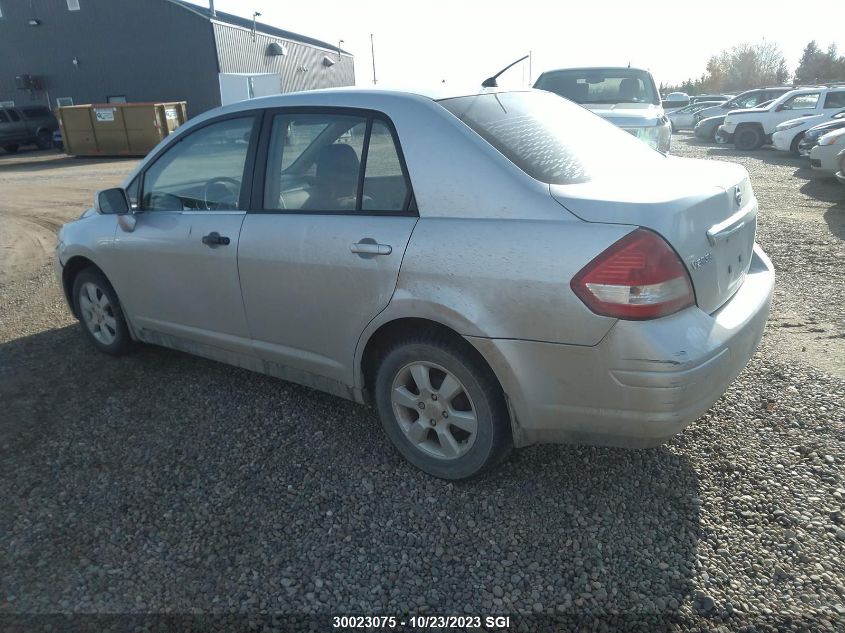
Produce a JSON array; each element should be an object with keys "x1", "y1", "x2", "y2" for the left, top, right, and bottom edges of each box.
[
  {"x1": 0, "y1": 0, "x2": 221, "y2": 116},
  {"x1": 212, "y1": 22, "x2": 355, "y2": 93}
]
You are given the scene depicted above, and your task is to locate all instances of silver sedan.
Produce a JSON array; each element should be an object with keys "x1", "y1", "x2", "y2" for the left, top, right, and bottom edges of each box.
[{"x1": 55, "y1": 87, "x2": 774, "y2": 479}]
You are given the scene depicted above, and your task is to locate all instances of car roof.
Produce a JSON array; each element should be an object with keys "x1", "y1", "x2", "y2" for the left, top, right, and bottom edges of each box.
[
  {"x1": 539, "y1": 66, "x2": 652, "y2": 73},
  {"x1": 204, "y1": 86, "x2": 530, "y2": 120}
]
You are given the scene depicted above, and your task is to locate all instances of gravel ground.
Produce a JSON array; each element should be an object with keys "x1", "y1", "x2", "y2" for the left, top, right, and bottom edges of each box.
[{"x1": 1, "y1": 137, "x2": 844, "y2": 631}]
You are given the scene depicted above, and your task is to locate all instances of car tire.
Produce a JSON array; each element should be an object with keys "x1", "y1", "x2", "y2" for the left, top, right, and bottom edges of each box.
[
  {"x1": 72, "y1": 267, "x2": 133, "y2": 356},
  {"x1": 734, "y1": 126, "x2": 763, "y2": 151},
  {"x1": 35, "y1": 130, "x2": 52, "y2": 150},
  {"x1": 789, "y1": 132, "x2": 805, "y2": 156},
  {"x1": 3, "y1": 144, "x2": 19, "y2": 153},
  {"x1": 374, "y1": 335, "x2": 511, "y2": 479}
]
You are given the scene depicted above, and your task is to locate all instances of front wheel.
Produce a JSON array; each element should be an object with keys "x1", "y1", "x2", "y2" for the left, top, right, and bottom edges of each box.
[
  {"x1": 789, "y1": 132, "x2": 805, "y2": 156},
  {"x1": 734, "y1": 126, "x2": 763, "y2": 151},
  {"x1": 72, "y1": 268, "x2": 133, "y2": 356},
  {"x1": 374, "y1": 336, "x2": 511, "y2": 479}
]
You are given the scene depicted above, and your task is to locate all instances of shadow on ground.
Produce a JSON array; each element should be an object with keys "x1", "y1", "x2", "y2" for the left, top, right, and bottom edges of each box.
[
  {"x1": 0, "y1": 150, "x2": 136, "y2": 173},
  {"x1": 0, "y1": 325, "x2": 702, "y2": 622}
]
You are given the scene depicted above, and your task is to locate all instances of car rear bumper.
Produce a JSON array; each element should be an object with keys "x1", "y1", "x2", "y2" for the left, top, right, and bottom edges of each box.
[{"x1": 469, "y1": 244, "x2": 774, "y2": 449}]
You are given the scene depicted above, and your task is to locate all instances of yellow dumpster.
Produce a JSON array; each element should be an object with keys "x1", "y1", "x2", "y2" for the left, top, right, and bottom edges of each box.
[{"x1": 57, "y1": 102, "x2": 188, "y2": 157}]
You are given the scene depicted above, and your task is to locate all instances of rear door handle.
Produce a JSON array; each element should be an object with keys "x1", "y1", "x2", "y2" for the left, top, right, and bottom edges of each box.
[
  {"x1": 351, "y1": 241, "x2": 392, "y2": 256},
  {"x1": 202, "y1": 231, "x2": 230, "y2": 247}
]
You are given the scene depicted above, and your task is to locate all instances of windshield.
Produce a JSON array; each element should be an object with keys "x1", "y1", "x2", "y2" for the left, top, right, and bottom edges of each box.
[
  {"x1": 534, "y1": 69, "x2": 660, "y2": 105},
  {"x1": 439, "y1": 91, "x2": 664, "y2": 185}
]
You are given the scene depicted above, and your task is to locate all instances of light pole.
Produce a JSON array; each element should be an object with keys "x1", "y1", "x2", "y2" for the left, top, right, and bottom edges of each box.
[
  {"x1": 252, "y1": 11, "x2": 261, "y2": 42},
  {"x1": 338, "y1": 39, "x2": 344, "y2": 61},
  {"x1": 370, "y1": 33, "x2": 377, "y2": 85}
]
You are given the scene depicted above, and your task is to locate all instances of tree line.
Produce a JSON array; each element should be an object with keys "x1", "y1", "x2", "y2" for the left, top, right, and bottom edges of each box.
[{"x1": 660, "y1": 40, "x2": 845, "y2": 95}]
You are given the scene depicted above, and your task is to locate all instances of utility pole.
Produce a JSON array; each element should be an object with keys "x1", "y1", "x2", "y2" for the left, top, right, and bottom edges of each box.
[{"x1": 370, "y1": 33, "x2": 377, "y2": 85}]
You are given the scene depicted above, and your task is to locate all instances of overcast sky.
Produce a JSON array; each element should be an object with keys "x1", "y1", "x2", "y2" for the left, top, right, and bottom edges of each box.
[{"x1": 186, "y1": 0, "x2": 844, "y2": 89}]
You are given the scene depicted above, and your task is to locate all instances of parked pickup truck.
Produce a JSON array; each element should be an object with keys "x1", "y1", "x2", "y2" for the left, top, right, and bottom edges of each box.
[
  {"x1": 719, "y1": 86, "x2": 845, "y2": 150},
  {"x1": 0, "y1": 105, "x2": 59, "y2": 153}
]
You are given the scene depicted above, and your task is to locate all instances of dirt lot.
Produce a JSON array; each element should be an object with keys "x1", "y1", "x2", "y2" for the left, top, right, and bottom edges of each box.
[{"x1": 1, "y1": 138, "x2": 844, "y2": 630}]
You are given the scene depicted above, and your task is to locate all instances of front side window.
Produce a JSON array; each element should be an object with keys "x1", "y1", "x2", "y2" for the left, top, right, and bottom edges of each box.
[
  {"x1": 440, "y1": 91, "x2": 664, "y2": 186},
  {"x1": 784, "y1": 93, "x2": 820, "y2": 111},
  {"x1": 731, "y1": 93, "x2": 761, "y2": 108},
  {"x1": 7, "y1": 109, "x2": 20, "y2": 122},
  {"x1": 141, "y1": 116, "x2": 254, "y2": 211},
  {"x1": 0, "y1": 111, "x2": 8, "y2": 123},
  {"x1": 824, "y1": 92, "x2": 845, "y2": 109},
  {"x1": 263, "y1": 113, "x2": 410, "y2": 213},
  {"x1": 535, "y1": 69, "x2": 659, "y2": 105}
]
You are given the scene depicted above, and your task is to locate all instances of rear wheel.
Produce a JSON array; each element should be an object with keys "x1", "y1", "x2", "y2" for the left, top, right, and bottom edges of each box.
[
  {"x1": 35, "y1": 130, "x2": 52, "y2": 150},
  {"x1": 72, "y1": 268, "x2": 133, "y2": 356},
  {"x1": 734, "y1": 126, "x2": 763, "y2": 151},
  {"x1": 3, "y1": 144, "x2": 19, "y2": 153},
  {"x1": 374, "y1": 336, "x2": 511, "y2": 479}
]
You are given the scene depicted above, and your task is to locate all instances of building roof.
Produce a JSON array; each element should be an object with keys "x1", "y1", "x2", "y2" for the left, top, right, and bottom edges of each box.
[{"x1": 168, "y1": 0, "x2": 351, "y2": 55}]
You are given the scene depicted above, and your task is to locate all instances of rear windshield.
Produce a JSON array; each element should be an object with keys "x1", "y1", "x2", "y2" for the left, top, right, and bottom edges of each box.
[
  {"x1": 534, "y1": 68, "x2": 659, "y2": 106},
  {"x1": 439, "y1": 91, "x2": 664, "y2": 185}
]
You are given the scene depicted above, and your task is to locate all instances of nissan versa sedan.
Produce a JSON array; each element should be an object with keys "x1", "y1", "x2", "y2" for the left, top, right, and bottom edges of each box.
[{"x1": 55, "y1": 88, "x2": 775, "y2": 479}]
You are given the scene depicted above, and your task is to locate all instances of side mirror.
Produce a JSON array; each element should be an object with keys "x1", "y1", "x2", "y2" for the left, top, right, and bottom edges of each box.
[
  {"x1": 775, "y1": 104, "x2": 787, "y2": 112},
  {"x1": 95, "y1": 188, "x2": 130, "y2": 215}
]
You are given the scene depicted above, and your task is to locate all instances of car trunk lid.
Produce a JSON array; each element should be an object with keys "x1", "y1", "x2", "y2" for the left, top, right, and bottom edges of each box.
[{"x1": 550, "y1": 157, "x2": 757, "y2": 314}]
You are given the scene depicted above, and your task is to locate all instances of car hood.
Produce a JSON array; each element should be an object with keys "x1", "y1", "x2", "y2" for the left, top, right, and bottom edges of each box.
[
  {"x1": 726, "y1": 106, "x2": 773, "y2": 116},
  {"x1": 582, "y1": 103, "x2": 664, "y2": 127},
  {"x1": 550, "y1": 156, "x2": 756, "y2": 314},
  {"x1": 807, "y1": 119, "x2": 845, "y2": 138},
  {"x1": 779, "y1": 113, "x2": 825, "y2": 129}
]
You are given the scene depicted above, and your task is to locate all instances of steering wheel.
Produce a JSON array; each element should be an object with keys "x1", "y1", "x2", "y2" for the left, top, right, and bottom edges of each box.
[{"x1": 202, "y1": 177, "x2": 241, "y2": 210}]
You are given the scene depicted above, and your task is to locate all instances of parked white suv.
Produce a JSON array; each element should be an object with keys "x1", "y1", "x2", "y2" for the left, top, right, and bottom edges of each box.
[{"x1": 720, "y1": 86, "x2": 845, "y2": 150}]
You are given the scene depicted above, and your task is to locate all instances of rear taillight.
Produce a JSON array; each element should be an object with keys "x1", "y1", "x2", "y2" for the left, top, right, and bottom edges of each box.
[{"x1": 571, "y1": 228, "x2": 694, "y2": 320}]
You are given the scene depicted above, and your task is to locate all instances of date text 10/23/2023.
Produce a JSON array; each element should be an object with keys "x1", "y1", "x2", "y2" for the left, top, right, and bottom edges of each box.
[{"x1": 332, "y1": 615, "x2": 512, "y2": 629}]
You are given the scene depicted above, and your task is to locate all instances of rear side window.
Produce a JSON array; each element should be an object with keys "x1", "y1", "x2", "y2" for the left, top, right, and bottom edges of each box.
[
  {"x1": 824, "y1": 92, "x2": 845, "y2": 109},
  {"x1": 141, "y1": 116, "x2": 255, "y2": 211},
  {"x1": 362, "y1": 121, "x2": 409, "y2": 211},
  {"x1": 263, "y1": 113, "x2": 411, "y2": 214},
  {"x1": 440, "y1": 91, "x2": 664, "y2": 185},
  {"x1": 7, "y1": 110, "x2": 20, "y2": 122}
]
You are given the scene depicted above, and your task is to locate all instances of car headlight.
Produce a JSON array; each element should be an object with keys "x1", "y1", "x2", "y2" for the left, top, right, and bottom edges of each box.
[
  {"x1": 635, "y1": 120, "x2": 672, "y2": 153},
  {"x1": 819, "y1": 132, "x2": 845, "y2": 146},
  {"x1": 776, "y1": 120, "x2": 804, "y2": 132}
]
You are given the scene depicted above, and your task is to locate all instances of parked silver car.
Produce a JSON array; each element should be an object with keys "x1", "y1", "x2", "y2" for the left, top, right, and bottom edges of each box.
[{"x1": 55, "y1": 88, "x2": 774, "y2": 479}]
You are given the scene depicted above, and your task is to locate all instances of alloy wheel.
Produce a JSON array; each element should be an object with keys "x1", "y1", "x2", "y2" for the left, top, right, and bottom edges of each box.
[
  {"x1": 79, "y1": 282, "x2": 118, "y2": 345},
  {"x1": 390, "y1": 361, "x2": 478, "y2": 460}
]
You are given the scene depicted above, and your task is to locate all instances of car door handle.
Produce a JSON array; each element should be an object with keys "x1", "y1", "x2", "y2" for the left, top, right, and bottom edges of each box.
[
  {"x1": 351, "y1": 241, "x2": 392, "y2": 256},
  {"x1": 202, "y1": 231, "x2": 230, "y2": 247}
]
